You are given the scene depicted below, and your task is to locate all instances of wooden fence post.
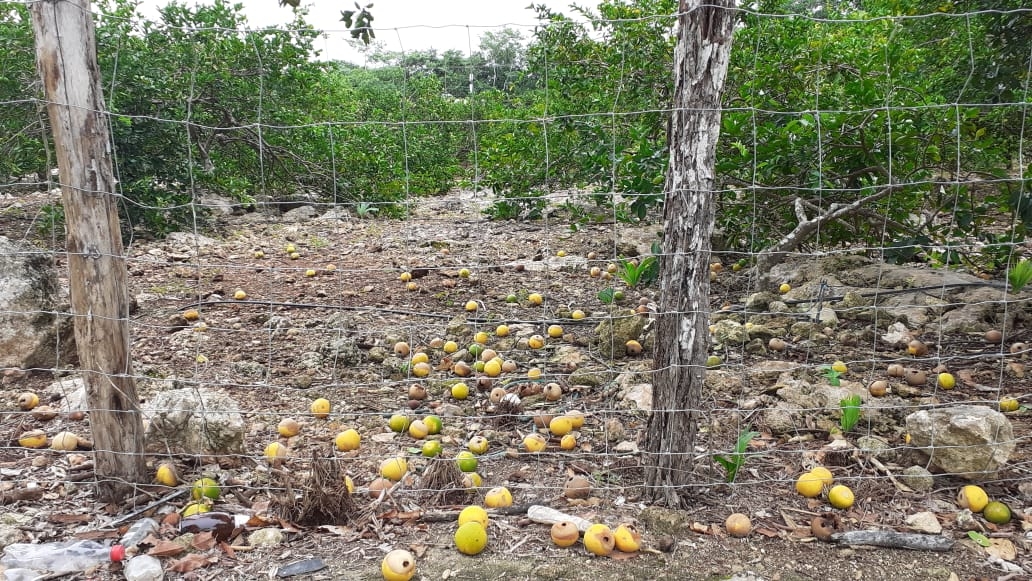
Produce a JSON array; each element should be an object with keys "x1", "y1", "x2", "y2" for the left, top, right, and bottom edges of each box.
[{"x1": 30, "y1": 0, "x2": 146, "y2": 502}]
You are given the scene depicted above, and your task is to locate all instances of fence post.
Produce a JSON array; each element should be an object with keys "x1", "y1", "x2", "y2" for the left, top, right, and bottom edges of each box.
[{"x1": 30, "y1": 0, "x2": 146, "y2": 502}]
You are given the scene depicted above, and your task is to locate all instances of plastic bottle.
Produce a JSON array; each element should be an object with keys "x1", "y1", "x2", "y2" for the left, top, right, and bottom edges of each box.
[
  {"x1": 124, "y1": 554, "x2": 164, "y2": 581},
  {"x1": 120, "y1": 517, "x2": 160, "y2": 549},
  {"x1": 1, "y1": 539, "x2": 124, "y2": 575}
]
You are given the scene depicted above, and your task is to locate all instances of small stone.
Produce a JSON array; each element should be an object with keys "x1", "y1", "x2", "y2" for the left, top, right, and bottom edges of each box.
[
  {"x1": 906, "y1": 511, "x2": 942, "y2": 534},
  {"x1": 248, "y1": 527, "x2": 285, "y2": 547},
  {"x1": 899, "y1": 465, "x2": 935, "y2": 492}
]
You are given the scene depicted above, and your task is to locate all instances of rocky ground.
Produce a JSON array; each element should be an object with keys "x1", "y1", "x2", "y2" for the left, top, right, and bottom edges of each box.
[{"x1": 0, "y1": 187, "x2": 1030, "y2": 580}]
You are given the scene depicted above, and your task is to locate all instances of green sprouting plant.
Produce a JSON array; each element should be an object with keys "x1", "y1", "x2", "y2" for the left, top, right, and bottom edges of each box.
[
  {"x1": 354, "y1": 202, "x2": 379, "y2": 219},
  {"x1": 617, "y1": 255, "x2": 658, "y2": 289},
  {"x1": 1008, "y1": 259, "x2": 1032, "y2": 292},
  {"x1": 713, "y1": 430, "x2": 760, "y2": 483},
  {"x1": 822, "y1": 365, "x2": 842, "y2": 387},
  {"x1": 840, "y1": 395, "x2": 862, "y2": 432},
  {"x1": 597, "y1": 287, "x2": 615, "y2": 305}
]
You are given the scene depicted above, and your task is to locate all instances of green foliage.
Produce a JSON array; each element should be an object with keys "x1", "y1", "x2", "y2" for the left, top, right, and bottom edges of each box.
[
  {"x1": 821, "y1": 366, "x2": 842, "y2": 387},
  {"x1": 839, "y1": 395, "x2": 862, "y2": 433},
  {"x1": 0, "y1": 5, "x2": 47, "y2": 179},
  {"x1": 597, "y1": 287, "x2": 615, "y2": 305},
  {"x1": 713, "y1": 430, "x2": 760, "y2": 483},
  {"x1": 1008, "y1": 259, "x2": 1032, "y2": 292},
  {"x1": 617, "y1": 255, "x2": 658, "y2": 289}
]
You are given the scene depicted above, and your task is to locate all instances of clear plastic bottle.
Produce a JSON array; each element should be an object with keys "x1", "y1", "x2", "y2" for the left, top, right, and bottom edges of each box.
[
  {"x1": 124, "y1": 554, "x2": 164, "y2": 581},
  {"x1": 1, "y1": 539, "x2": 124, "y2": 575},
  {"x1": 120, "y1": 517, "x2": 160, "y2": 549}
]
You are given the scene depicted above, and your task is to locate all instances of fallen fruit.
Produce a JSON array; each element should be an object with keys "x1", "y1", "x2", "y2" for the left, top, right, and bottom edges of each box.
[
  {"x1": 304, "y1": 269, "x2": 317, "y2": 277},
  {"x1": 725, "y1": 513, "x2": 752, "y2": 538},
  {"x1": 408, "y1": 419, "x2": 429, "y2": 440},
  {"x1": 868, "y1": 380, "x2": 889, "y2": 397},
  {"x1": 613, "y1": 523, "x2": 642, "y2": 552},
  {"x1": 233, "y1": 289, "x2": 247, "y2": 300},
  {"x1": 999, "y1": 397, "x2": 1020, "y2": 412},
  {"x1": 412, "y1": 362, "x2": 432, "y2": 378},
  {"x1": 957, "y1": 485, "x2": 989, "y2": 513},
  {"x1": 454, "y1": 521, "x2": 488, "y2": 555},
  {"x1": 474, "y1": 331, "x2": 490, "y2": 345},
  {"x1": 17, "y1": 392, "x2": 39, "y2": 411},
  {"x1": 411, "y1": 352, "x2": 430, "y2": 365},
  {"x1": 421, "y1": 440, "x2": 442, "y2": 457},
  {"x1": 181, "y1": 502, "x2": 211, "y2": 517},
  {"x1": 547, "y1": 324, "x2": 564, "y2": 338},
  {"x1": 183, "y1": 309, "x2": 200, "y2": 321},
  {"x1": 394, "y1": 342, "x2": 411, "y2": 357},
  {"x1": 368, "y1": 477, "x2": 393, "y2": 499},
  {"x1": 399, "y1": 272, "x2": 412, "y2": 282},
  {"x1": 831, "y1": 360, "x2": 848, "y2": 374},
  {"x1": 527, "y1": 368, "x2": 543, "y2": 380},
  {"x1": 155, "y1": 462, "x2": 178, "y2": 487},
  {"x1": 18, "y1": 429, "x2": 47, "y2": 448},
  {"x1": 795, "y1": 471, "x2": 824, "y2": 498},
  {"x1": 560, "y1": 434, "x2": 577, "y2": 450},
  {"x1": 443, "y1": 340, "x2": 459, "y2": 353},
  {"x1": 30, "y1": 405, "x2": 58, "y2": 421},
  {"x1": 455, "y1": 451, "x2": 478, "y2": 473},
  {"x1": 828, "y1": 484, "x2": 854, "y2": 509},
  {"x1": 523, "y1": 433, "x2": 547, "y2": 453},
  {"x1": 543, "y1": 382, "x2": 562, "y2": 402},
  {"x1": 277, "y1": 418, "x2": 300, "y2": 438},
  {"x1": 388, "y1": 414, "x2": 411, "y2": 433},
  {"x1": 528, "y1": 292, "x2": 543, "y2": 305},
  {"x1": 495, "y1": 324, "x2": 510, "y2": 337},
  {"x1": 778, "y1": 283, "x2": 791, "y2": 294},
  {"x1": 484, "y1": 486, "x2": 513, "y2": 508},
  {"x1": 484, "y1": 359, "x2": 502, "y2": 377},
  {"x1": 706, "y1": 355, "x2": 723, "y2": 368},
  {"x1": 548, "y1": 416, "x2": 574, "y2": 437},
  {"x1": 937, "y1": 372, "x2": 956, "y2": 390},
  {"x1": 264, "y1": 441, "x2": 288, "y2": 465},
  {"x1": 381, "y1": 549, "x2": 416, "y2": 581},
  {"x1": 984, "y1": 329, "x2": 1003, "y2": 344},
  {"x1": 459, "y1": 268, "x2": 471, "y2": 278},
  {"x1": 467, "y1": 435, "x2": 489, "y2": 454},
  {"x1": 809, "y1": 466, "x2": 834, "y2": 486},
  {"x1": 905, "y1": 369, "x2": 927, "y2": 386},
  {"x1": 380, "y1": 457, "x2": 408, "y2": 482},
  {"x1": 408, "y1": 384, "x2": 427, "y2": 400},
  {"x1": 983, "y1": 501, "x2": 1011, "y2": 524},
  {"x1": 458, "y1": 505, "x2": 489, "y2": 528},
  {"x1": 887, "y1": 363, "x2": 905, "y2": 377},
  {"x1": 571, "y1": 309, "x2": 586, "y2": 320},
  {"x1": 451, "y1": 382, "x2": 470, "y2": 400},
  {"x1": 424, "y1": 415, "x2": 443, "y2": 434},
  {"x1": 583, "y1": 523, "x2": 615, "y2": 556},
  {"x1": 768, "y1": 338, "x2": 787, "y2": 351},
  {"x1": 527, "y1": 335, "x2": 545, "y2": 349},
  {"x1": 50, "y1": 431, "x2": 79, "y2": 451},
  {"x1": 625, "y1": 339, "x2": 643, "y2": 355},
  {"x1": 564, "y1": 476, "x2": 591, "y2": 499},
  {"x1": 335, "y1": 429, "x2": 361, "y2": 451},
  {"x1": 907, "y1": 340, "x2": 928, "y2": 356},
  {"x1": 465, "y1": 300, "x2": 479, "y2": 312},
  {"x1": 550, "y1": 521, "x2": 580, "y2": 547},
  {"x1": 191, "y1": 477, "x2": 221, "y2": 501}
]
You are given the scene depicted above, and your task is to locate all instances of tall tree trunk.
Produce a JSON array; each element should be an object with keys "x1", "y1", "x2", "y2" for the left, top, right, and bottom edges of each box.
[
  {"x1": 31, "y1": 0, "x2": 147, "y2": 502},
  {"x1": 645, "y1": 0, "x2": 736, "y2": 508}
]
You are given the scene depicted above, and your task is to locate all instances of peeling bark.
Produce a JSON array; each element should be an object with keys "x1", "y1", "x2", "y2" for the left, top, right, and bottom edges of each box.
[{"x1": 644, "y1": 0, "x2": 736, "y2": 508}]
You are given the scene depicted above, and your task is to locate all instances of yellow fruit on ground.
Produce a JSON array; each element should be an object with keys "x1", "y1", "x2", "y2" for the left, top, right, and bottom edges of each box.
[
  {"x1": 831, "y1": 360, "x2": 848, "y2": 374},
  {"x1": 181, "y1": 501, "x2": 211, "y2": 517},
  {"x1": 458, "y1": 505, "x2": 489, "y2": 529},
  {"x1": 828, "y1": 484, "x2": 854, "y2": 509},
  {"x1": 421, "y1": 440, "x2": 443, "y2": 457},
  {"x1": 795, "y1": 471, "x2": 824, "y2": 498},
  {"x1": 408, "y1": 420, "x2": 429, "y2": 439},
  {"x1": 17, "y1": 392, "x2": 39, "y2": 411},
  {"x1": 406, "y1": 282, "x2": 418, "y2": 291},
  {"x1": 566, "y1": 410, "x2": 585, "y2": 429},
  {"x1": 233, "y1": 289, "x2": 247, "y2": 300},
  {"x1": 937, "y1": 372, "x2": 956, "y2": 390},
  {"x1": 50, "y1": 431, "x2": 79, "y2": 451},
  {"x1": 983, "y1": 501, "x2": 1011, "y2": 524},
  {"x1": 458, "y1": 268, "x2": 471, "y2": 278},
  {"x1": 424, "y1": 415, "x2": 443, "y2": 435},
  {"x1": 495, "y1": 324, "x2": 509, "y2": 337},
  {"x1": 191, "y1": 477, "x2": 221, "y2": 501},
  {"x1": 725, "y1": 513, "x2": 752, "y2": 538},
  {"x1": 443, "y1": 340, "x2": 459, "y2": 353},
  {"x1": 451, "y1": 382, "x2": 470, "y2": 400},
  {"x1": 527, "y1": 335, "x2": 545, "y2": 349},
  {"x1": 999, "y1": 397, "x2": 1020, "y2": 412},
  {"x1": 467, "y1": 435, "x2": 489, "y2": 454},
  {"x1": 465, "y1": 300, "x2": 479, "y2": 312},
  {"x1": 155, "y1": 462, "x2": 178, "y2": 487},
  {"x1": 706, "y1": 355, "x2": 723, "y2": 368},
  {"x1": 560, "y1": 434, "x2": 577, "y2": 450},
  {"x1": 462, "y1": 472, "x2": 483, "y2": 488},
  {"x1": 389, "y1": 414, "x2": 411, "y2": 433},
  {"x1": 548, "y1": 416, "x2": 574, "y2": 437},
  {"x1": 411, "y1": 352, "x2": 430, "y2": 365},
  {"x1": 523, "y1": 432, "x2": 547, "y2": 453},
  {"x1": 380, "y1": 457, "x2": 408, "y2": 482},
  {"x1": 571, "y1": 309, "x2": 585, "y2": 320},
  {"x1": 17, "y1": 429, "x2": 47, "y2": 449},
  {"x1": 335, "y1": 429, "x2": 361, "y2": 451},
  {"x1": 583, "y1": 523, "x2": 615, "y2": 556},
  {"x1": 183, "y1": 309, "x2": 200, "y2": 321},
  {"x1": 454, "y1": 521, "x2": 489, "y2": 555},
  {"x1": 304, "y1": 269, "x2": 317, "y2": 277},
  {"x1": 253, "y1": 250, "x2": 265, "y2": 258},
  {"x1": 455, "y1": 451, "x2": 478, "y2": 473},
  {"x1": 625, "y1": 339, "x2": 643, "y2": 355},
  {"x1": 277, "y1": 418, "x2": 301, "y2": 437},
  {"x1": 399, "y1": 272, "x2": 412, "y2": 282},
  {"x1": 527, "y1": 368, "x2": 542, "y2": 380},
  {"x1": 484, "y1": 486, "x2": 513, "y2": 508},
  {"x1": 344, "y1": 475, "x2": 355, "y2": 494},
  {"x1": 778, "y1": 283, "x2": 791, "y2": 294},
  {"x1": 412, "y1": 362, "x2": 432, "y2": 378},
  {"x1": 613, "y1": 524, "x2": 642, "y2": 552},
  {"x1": 474, "y1": 331, "x2": 490, "y2": 345},
  {"x1": 528, "y1": 292, "x2": 543, "y2": 305},
  {"x1": 381, "y1": 549, "x2": 416, "y2": 581},
  {"x1": 957, "y1": 485, "x2": 989, "y2": 513},
  {"x1": 264, "y1": 442, "x2": 288, "y2": 465},
  {"x1": 483, "y1": 359, "x2": 502, "y2": 377},
  {"x1": 809, "y1": 466, "x2": 834, "y2": 487},
  {"x1": 547, "y1": 324, "x2": 564, "y2": 338}
]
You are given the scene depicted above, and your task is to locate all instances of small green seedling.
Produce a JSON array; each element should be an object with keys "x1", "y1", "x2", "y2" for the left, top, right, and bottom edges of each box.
[
  {"x1": 839, "y1": 394, "x2": 862, "y2": 432},
  {"x1": 822, "y1": 365, "x2": 842, "y2": 386},
  {"x1": 713, "y1": 430, "x2": 760, "y2": 483},
  {"x1": 597, "y1": 287, "x2": 615, "y2": 305},
  {"x1": 1008, "y1": 259, "x2": 1032, "y2": 292},
  {"x1": 617, "y1": 255, "x2": 658, "y2": 289}
]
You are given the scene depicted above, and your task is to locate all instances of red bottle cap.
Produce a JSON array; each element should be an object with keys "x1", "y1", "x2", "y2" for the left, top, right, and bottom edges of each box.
[{"x1": 110, "y1": 544, "x2": 126, "y2": 562}]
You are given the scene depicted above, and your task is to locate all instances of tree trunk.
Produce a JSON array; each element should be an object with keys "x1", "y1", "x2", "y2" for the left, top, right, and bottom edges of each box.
[
  {"x1": 644, "y1": 0, "x2": 736, "y2": 508},
  {"x1": 30, "y1": 0, "x2": 147, "y2": 502}
]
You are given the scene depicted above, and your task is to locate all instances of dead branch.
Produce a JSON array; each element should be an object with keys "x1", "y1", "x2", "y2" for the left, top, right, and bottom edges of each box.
[{"x1": 830, "y1": 530, "x2": 954, "y2": 551}]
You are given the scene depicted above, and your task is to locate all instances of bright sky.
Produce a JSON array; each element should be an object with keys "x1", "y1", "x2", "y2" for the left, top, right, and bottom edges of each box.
[{"x1": 137, "y1": 1, "x2": 575, "y2": 63}]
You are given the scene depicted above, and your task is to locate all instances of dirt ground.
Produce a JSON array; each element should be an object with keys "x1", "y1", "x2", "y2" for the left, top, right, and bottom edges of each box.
[{"x1": 0, "y1": 188, "x2": 1029, "y2": 581}]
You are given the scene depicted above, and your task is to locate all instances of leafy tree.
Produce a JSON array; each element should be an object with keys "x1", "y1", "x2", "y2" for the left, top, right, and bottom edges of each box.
[{"x1": 0, "y1": 4, "x2": 47, "y2": 180}]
